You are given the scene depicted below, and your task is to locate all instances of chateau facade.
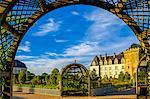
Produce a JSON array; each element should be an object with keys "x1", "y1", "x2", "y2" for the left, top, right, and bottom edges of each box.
[
  {"x1": 90, "y1": 47, "x2": 140, "y2": 79},
  {"x1": 13, "y1": 60, "x2": 27, "y2": 76}
]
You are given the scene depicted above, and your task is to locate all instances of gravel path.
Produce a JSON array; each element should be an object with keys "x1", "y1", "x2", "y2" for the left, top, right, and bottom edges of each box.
[{"x1": 13, "y1": 92, "x2": 140, "y2": 99}]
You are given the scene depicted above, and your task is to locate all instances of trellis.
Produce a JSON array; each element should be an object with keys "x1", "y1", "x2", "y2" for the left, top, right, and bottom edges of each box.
[
  {"x1": 61, "y1": 63, "x2": 90, "y2": 96},
  {"x1": 0, "y1": 0, "x2": 149, "y2": 98}
]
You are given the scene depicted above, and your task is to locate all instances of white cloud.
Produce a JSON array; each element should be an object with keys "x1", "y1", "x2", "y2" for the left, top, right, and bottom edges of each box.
[
  {"x1": 15, "y1": 54, "x2": 91, "y2": 75},
  {"x1": 45, "y1": 52, "x2": 61, "y2": 56},
  {"x1": 71, "y1": 11, "x2": 79, "y2": 15},
  {"x1": 18, "y1": 41, "x2": 31, "y2": 52},
  {"x1": 15, "y1": 55, "x2": 34, "y2": 60},
  {"x1": 54, "y1": 39, "x2": 69, "y2": 43},
  {"x1": 44, "y1": 42, "x2": 99, "y2": 57},
  {"x1": 61, "y1": 35, "x2": 139, "y2": 57},
  {"x1": 16, "y1": 8, "x2": 141, "y2": 75},
  {"x1": 84, "y1": 9, "x2": 126, "y2": 41},
  {"x1": 99, "y1": 36, "x2": 139, "y2": 55},
  {"x1": 33, "y1": 18, "x2": 62, "y2": 36},
  {"x1": 63, "y1": 42, "x2": 99, "y2": 57}
]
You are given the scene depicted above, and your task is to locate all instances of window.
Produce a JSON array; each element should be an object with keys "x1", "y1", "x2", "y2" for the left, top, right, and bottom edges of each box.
[
  {"x1": 109, "y1": 72, "x2": 112, "y2": 75},
  {"x1": 122, "y1": 66, "x2": 124, "y2": 69},
  {"x1": 115, "y1": 71, "x2": 117, "y2": 75},
  {"x1": 104, "y1": 60, "x2": 107, "y2": 65},
  {"x1": 101, "y1": 67, "x2": 103, "y2": 70},
  {"x1": 109, "y1": 67, "x2": 111, "y2": 70},
  {"x1": 18, "y1": 70, "x2": 20, "y2": 73},
  {"x1": 15, "y1": 69, "x2": 17, "y2": 74},
  {"x1": 115, "y1": 66, "x2": 118, "y2": 70}
]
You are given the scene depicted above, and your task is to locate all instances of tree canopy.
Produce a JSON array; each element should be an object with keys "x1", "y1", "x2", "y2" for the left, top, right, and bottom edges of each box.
[{"x1": 18, "y1": 70, "x2": 26, "y2": 84}]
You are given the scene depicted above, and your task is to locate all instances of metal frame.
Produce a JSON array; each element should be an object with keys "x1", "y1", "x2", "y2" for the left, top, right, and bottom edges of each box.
[
  {"x1": 0, "y1": 0, "x2": 149, "y2": 98},
  {"x1": 61, "y1": 63, "x2": 90, "y2": 96}
]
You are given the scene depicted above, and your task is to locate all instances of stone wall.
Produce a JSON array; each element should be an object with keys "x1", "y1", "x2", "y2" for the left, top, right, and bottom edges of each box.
[
  {"x1": 124, "y1": 48, "x2": 140, "y2": 77},
  {"x1": 13, "y1": 86, "x2": 61, "y2": 96}
]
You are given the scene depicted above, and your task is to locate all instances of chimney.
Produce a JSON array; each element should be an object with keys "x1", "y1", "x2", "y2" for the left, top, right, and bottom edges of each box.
[
  {"x1": 113, "y1": 53, "x2": 116, "y2": 58},
  {"x1": 99, "y1": 55, "x2": 102, "y2": 60},
  {"x1": 104, "y1": 53, "x2": 107, "y2": 60}
]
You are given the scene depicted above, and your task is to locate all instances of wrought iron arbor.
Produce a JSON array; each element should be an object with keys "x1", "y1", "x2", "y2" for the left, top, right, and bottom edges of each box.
[
  {"x1": 0, "y1": 0, "x2": 149, "y2": 98},
  {"x1": 61, "y1": 63, "x2": 90, "y2": 96}
]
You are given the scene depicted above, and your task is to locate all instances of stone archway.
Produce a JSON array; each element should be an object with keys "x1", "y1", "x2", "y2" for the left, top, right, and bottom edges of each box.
[{"x1": 0, "y1": 0, "x2": 149, "y2": 98}]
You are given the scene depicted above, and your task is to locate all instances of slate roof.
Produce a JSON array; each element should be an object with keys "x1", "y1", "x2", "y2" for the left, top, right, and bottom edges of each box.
[{"x1": 14, "y1": 60, "x2": 27, "y2": 68}]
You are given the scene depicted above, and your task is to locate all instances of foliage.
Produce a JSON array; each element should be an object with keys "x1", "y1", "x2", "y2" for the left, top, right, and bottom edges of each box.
[
  {"x1": 37, "y1": 76, "x2": 42, "y2": 84},
  {"x1": 18, "y1": 70, "x2": 26, "y2": 84},
  {"x1": 103, "y1": 75, "x2": 109, "y2": 82},
  {"x1": 45, "y1": 75, "x2": 50, "y2": 84},
  {"x1": 31, "y1": 76, "x2": 38, "y2": 84},
  {"x1": 49, "y1": 68, "x2": 60, "y2": 86},
  {"x1": 13, "y1": 75, "x2": 17, "y2": 84},
  {"x1": 138, "y1": 70, "x2": 146, "y2": 81},
  {"x1": 41, "y1": 73, "x2": 48, "y2": 83},
  {"x1": 118, "y1": 72, "x2": 130, "y2": 82},
  {"x1": 118, "y1": 71, "x2": 125, "y2": 82},
  {"x1": 26, "y1": 71, "x2": 35, "y2": 81},
  {"x1": 31, "y1": 76, "x2": 42, "y2": 85},
  {"x1": 14, "y1": 84, "x2": 60, "y2": 89},
  {"x1": 41, "y1": 73, "x2": 48, "y2": 76},
  {"x1": 130, "y1": 43, "x2": 140, "y2": 48},
  {"x1": 124, "y1": 72, "x2": 130, "y2": 81},
  {"x1": 63, "y1": 69, "x2": 89, "y2": 94},
  {"x1": 90, "y1": 69, "x2": 98, "y2": 88}
]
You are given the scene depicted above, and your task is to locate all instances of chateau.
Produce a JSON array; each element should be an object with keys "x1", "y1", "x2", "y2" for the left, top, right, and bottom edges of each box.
[
  {"x1": 90, "y1": 45, "x2": 141, "y2": 79},
  {"x1": 13, "y1": 60, "x2": 27, "y2": 76}
]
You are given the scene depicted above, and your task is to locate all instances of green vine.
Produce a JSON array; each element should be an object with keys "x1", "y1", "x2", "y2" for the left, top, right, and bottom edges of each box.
[{"x1": 0, "y1": 77, "x2": 5, "y2": 99}]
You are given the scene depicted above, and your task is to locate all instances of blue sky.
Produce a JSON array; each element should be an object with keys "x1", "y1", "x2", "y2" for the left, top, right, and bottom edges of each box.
[{"x1": 15, "y1": 5, "x2": 140, "y2": 75}]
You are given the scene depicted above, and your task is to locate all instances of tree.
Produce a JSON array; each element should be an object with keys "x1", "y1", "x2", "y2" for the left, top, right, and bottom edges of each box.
[
  {"x1": 41, "y1": 72, "x2": 48, "y2": 83},
  {"x1": 103, "y1": 75, "x2": 109, "y2": 82},
  {"x1": 130, "y1": 43, "x2": 140, "y2": 48},
  {"x1": 13, "y1": 75, "x2": 17, "y2": 84},
  {"x1": 118, "y1": 71, "x2": 125, "y2": 82},
  {"x1": 26, "y1": 71, "x2": 35, "y2": 82},
  {"x1": 31, "y1": 76, "x2": 37, "y2": 84},
  {"x1": 41, "y1": 73, "x2": 48, "y2": 77},
  {"x1": 124, "y1": 72, "x2": 130, "y2": 82},
  {"x1": 18, "y1": 70, "x2": 26, "y2": 84},
  {"x1": 36, "y1": 76, "x2": 42, "y2": 84},
  {"x1": 45, "y1": 75, "x2": 50, "y2": 84},
  {"x1": 90, "y1": 69, "x2": 98, "y2": 88},
  {"x1": 138, "y1": 70, "x2": 146, "y2": 81},
  {"x1": 49, "y1": 68, "x2": 60, "y2": 86},
  {"x1": 26, "y1": 71, "x2": 30, "y2": 81}
]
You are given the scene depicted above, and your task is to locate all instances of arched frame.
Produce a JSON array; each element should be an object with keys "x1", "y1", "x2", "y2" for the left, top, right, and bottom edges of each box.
[
  {"x1": 61, "y1": 63, "x2": 90, "y2": 96},
  {"x1": 0, "y1": 0, "x2": 149, "y2": 98}
]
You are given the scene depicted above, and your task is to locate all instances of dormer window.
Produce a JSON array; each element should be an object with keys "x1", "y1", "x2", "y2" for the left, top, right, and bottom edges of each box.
[
  {"x1": 114, "y1": 58, "x2": 118, "y2": 64},
  {"x1": 121, "y1": 58, "x2": 125, "y2": 64},
  {"x1": 104, "y1": 60, "x2": 107, "y2": 65},
  {"x1": 100, "y1": 61, "x2": 103, "y2": 65},
  {"x1": 108, "y1": 59, "x2": 112, "y2": 65}
]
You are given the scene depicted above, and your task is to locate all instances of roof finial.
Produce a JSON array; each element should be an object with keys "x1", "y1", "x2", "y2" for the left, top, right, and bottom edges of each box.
[{"x1": 74, "y1": 59, "x2": 77, "y2": 64}]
